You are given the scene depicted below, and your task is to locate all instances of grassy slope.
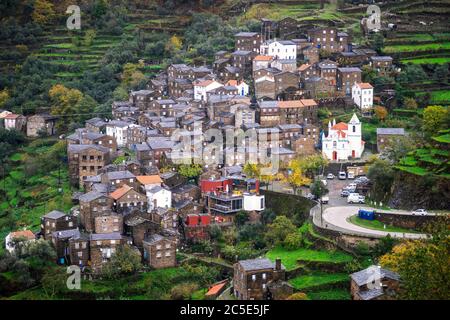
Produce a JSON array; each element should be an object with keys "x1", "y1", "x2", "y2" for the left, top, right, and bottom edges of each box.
[
  {"x1": 348, "y1": 215, "x2": 419, "y2": 233},
  {"x1": 288, "y1": 272, "x2": 349, "y2": 290},
  {"x1": 266, "y1": 246, "x2": 353, "y2": 271},
  {"x1": 0, "y1": 139, "x2": 73, "y2": 253}
]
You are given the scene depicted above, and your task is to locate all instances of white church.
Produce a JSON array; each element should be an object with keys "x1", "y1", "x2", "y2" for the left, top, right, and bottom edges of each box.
[{"x1": 322, "y1": 114, "x2": 365, "y2": 161}]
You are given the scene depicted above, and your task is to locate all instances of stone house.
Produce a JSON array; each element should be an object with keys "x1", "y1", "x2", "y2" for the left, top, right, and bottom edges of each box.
[
  {"x1": 41, "y1": 210, "x2": 77, "y2": 240},
  {"x1": 307, "y1": 27, "x2": 349, "y2": 52},
  {"x1": 257, "y1": 101, "x2": 280, "y2": 127},
  {"x1": 89, "y1": 232, "x2": 125, "y2": 271},
  {"x1": 278, "y1": 99, "x2": 318, "y2": 125},
  {"x1": 337, "y1": 67, "x2": 362, "y2": 96},
  {"x1": 85, "y1": 117, "x2": 107, "y2": 133},
  {"x1": 79, "y1": 191, "x2": 113, "y2": 233},
  {"x1": 4, "y1": 113, "x2": 26, "y2": 132},
  {"x1": 302, "y1": 45, "x2": 319, "y2": 64},
  {"x1": 124, "y1": 212, "x2": 159, "y2": 249},
  {"x1": 167, "y1": 64, "x2": 194, "y2": 81},
  {"x1": 129, "y1": 90, "x2": 157, "y2": 111},
  {"x1": 255, "y1": 76, "x2": 276, "y2": 99},
  {"x1": 26, "y1": 114, "x2": 57, "y2": 137},
  {"x1": 149, "y1": 99, "x2": 176, "y2": 117},
  {"x1": 94, "y1": 213, "x2": 123, "y2": 234},
  {"x1": 233, "y1": 258, "x2": 287, "y2": 300},
  {"x1": 317, "y1": 59, "x2": 338, "y2": 85},
  {"x1": 100, "y1": 170, "x2": 137, "y2": 190},
  {"x1": 232, "y1": 50, "x2": 255, "y2": 76},
  {"x1": 143, "y1": 234, "x2": 177, "y2": 269},
  {"x1": 350, "y1": 266, "x2": 400, "y2": 300},
  {"x1": 112, "y1": 105, "x2": 139, "y2": 120},
  {"x1": 370, "y1": 56, "x2": 393, "y2": 75},
  {"x1": 303, "y1": 76, "x2": 336, "y2": 99},
  {"x1": 109, "y1": 184, "x2": 147, "y2": 213},
  {"x1": 291, "y1": 135, "x2": 317, "y2": 156},
  {"x1": 52, "y1": 229, "x2": 89, "y2": 266},
  {"x1": 235, "y1": 32, "x2": 262, "y2": 54}
]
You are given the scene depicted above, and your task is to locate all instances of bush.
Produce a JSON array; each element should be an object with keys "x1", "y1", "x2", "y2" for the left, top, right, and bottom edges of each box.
[
  {"x1": 102, "y1": 245, "x2": 142, "y2": 279},
  {"x1": 283, "y1": 232, "x2": 303, "y2": 251},
  {"x1": 170, "y1": 282, "x2": 199, "y2": 300}
]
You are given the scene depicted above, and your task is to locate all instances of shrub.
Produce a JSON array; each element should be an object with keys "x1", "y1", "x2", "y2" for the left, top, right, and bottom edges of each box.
[{"x1": 170, "y1": 282, "x2": 199, "y2": 300}]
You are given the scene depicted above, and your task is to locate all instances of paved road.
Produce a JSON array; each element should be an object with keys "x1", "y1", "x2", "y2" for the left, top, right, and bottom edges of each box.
[{"x1": 319, "y1": 206, "x2": 428, "y2": 239}]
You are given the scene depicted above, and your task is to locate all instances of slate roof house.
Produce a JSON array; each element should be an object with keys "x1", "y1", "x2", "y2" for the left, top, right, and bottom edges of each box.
[{"x1": 350, "y1": 266, "x2": 400, "y2": 300}]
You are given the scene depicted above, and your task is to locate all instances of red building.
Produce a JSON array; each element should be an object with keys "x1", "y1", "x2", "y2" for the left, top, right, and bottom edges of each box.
[
  {"x1": 200, "y1": 178, "x2": 233, "y2": 194},
  {"x1": 183, "y1": 214, "x2": 212, "y2": 242}
]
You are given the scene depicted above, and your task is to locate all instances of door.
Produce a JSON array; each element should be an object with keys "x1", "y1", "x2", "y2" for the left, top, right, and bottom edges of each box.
[
  {"x1": 332, "y1": 151, "x2": 337, "y2": 161},
  {"x1": 352, "y1": 150, "x2": 355, "y2": 158}
]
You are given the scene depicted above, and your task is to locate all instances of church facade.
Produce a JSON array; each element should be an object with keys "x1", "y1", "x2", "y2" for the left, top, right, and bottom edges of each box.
[{"x1": 322, "y1": 114, "x2": 364, "y2": 161}]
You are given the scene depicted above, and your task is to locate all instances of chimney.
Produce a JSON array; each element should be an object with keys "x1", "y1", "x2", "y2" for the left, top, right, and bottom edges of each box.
[{"x1": 275, "y1": 258, "x2": 281, "y2": 271}]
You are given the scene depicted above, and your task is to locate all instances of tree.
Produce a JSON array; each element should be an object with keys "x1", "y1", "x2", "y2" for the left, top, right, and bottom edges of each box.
[
  {"x1": 235, "y1": 210, "x2": 249, "y2": 227},
  {"x1": 48, "y1": 84, "x2": 84, "y2": 131},
  {"x1": 265, "y1": 216, "x2": 297, "y2": 246},
  {"x1": 243, "y1": 163, "x2": 260, "y2": 179},
  {"x1": 165, "y1": 35, "x2": 183, "y2": 53},
  {"x1": 170, "y1": 282, "x2": 199, "y2": 300},
  {"x1": 208, "y1": 224, "x2": 223, "y2": 241},
  {"x1": 423, "y1": 105, "x2": 448, "y2": 136},
  {"x1": 83, "y1": 29, "x2": 97, "y2": 47},
  {"x1": 382, "y1": 135, "x2": 416, "y2": 163},
  {"x1": 370, "y1": 33, "x2": 385, "y2": 53},
  {"x1": 32, "y1": 0, "x2": 55, "y2": 25},
  {"x1": 282, "y1": 158, "x2": 312, "y2": 195},
  {"x1": 374, "y1": 106, "x2": 388, "y2": 122},
  {"x1": 102, "y1": 245, "x2": 142, "y2": 279},
  {"x1": 0, "y1": 89, "x2": 10, "y2": 108},
  {"x1": 403, "y1": 97, "x2": 418, "y2": 110},
  {"x1": 433, "y1": 63, "x2": 449, "y2": 83},
  {"x1": 379, "y1": 229, "x2": 449, "y2": 300},
  {"x1": 283, "y1": 232, "x2": 302, "y2": 250},
  {"x1": 260, "y1": 209, "x2": 276, "y2": 225},
  {"x1": 298, "y1": 154, "x2": 328, "y2": 179},
  {"x1": 41, "y1": 267, "x2": 68, "y2": 299},
  {"x1": 178, "y1": 164, "x2": 203, "y2": 183}
]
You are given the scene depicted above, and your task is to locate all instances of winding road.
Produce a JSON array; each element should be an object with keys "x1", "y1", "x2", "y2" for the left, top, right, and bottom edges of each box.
[{"x1": 315, "y1": 206, "x2": 428, "y2": 239}]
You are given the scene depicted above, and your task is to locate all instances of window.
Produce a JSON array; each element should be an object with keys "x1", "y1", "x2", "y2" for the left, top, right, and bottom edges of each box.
[
  {"x1": 262, "y1": 273, "x2": 266, "y2": 280},
  {"x1": 252, "y1": 275, "x2": 256, "y2": 281},
  {"x1": 165, "y1": 251, "x2": 171, "y2": 257},
  {"x1": 78, "y1": 252, "x2": 83, "y2": 258}
]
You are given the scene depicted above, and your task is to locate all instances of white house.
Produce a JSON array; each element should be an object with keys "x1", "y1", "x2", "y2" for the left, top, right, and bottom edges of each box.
[
  {"x1": 5, "y1": 230, "x2": 35, "y2": 253},
  {"x1": 243, "y1": 193, "x2": 265, "y2": 211},
  {"x1": 194, "y1": 79, "x2": 223, "y2": 101},
  {"x1": 352, "y1": 82, "x2": 374, "y2": 112},
  {"x1": 322, "y1": 114, "x2": 364, "y2": 161},
  {"x1": 226, "y1": 80, "x2": 250, "y2": 96},
  {"x1": 146, "y1": 186, "x2": 172, "y2": 211},
  {"x1": 261, "y1": 40, "x2": 297, "y2": 60},
  {"x1": 106, "y1": 120, "x2": 132, "y2": 147}
]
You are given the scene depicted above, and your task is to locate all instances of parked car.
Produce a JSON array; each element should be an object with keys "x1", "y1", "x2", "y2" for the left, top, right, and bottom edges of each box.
[
  {"x1": 306, "y1": 193, "x2": 316, "y2": 200},
  {"x1": 355, "y1": 176, "x2": 369, "y2": 184},
  {"x1": 341, "y1": 190, "x2": 350, "y2": 197},
  {"x1": 326, "y1": 173, "x2": 335, "y2": 180},
  {"x1": 321, "y1": 179, "x2": 327, "y2": 186},
  {"x1": 347, "y1": 172, "x2": 355, "y2": 179},
  {"x1": 338, "y1": 171, "x2": 346, "y2": 180},
  {"x1": 348, "y1": 193, "x2": 364, "y2": 204},
  {"x1": 320, "y1": 196, "x2": 329, "y2": 204},
  {"x1": 412, "y1": 209, "x2": 428, "y2": 216}
]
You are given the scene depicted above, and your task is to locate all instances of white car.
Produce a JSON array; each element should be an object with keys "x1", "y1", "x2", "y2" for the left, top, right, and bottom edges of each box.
[
  {"x1": 348, "y1": 193, "x2": 364, "y2": 204},
  {"x1": 338, "y1": 171, "x2": 347, "y2": 180},
  {"x1": 321, "y1": 179, "x2": 327, "y2": 186},
  {"x1": 347, "y1": 172, "x2": 355, "y2": 179},
  {"x1": 326, "y1": 173, "x2": 335, "y2": 180},
  {"x1": 412, "y1": 209, "x2": 428, "y2": 216},
  {"x1": 320, "y1": 196, "x2": 329, "y2": 204}
]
